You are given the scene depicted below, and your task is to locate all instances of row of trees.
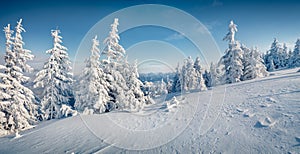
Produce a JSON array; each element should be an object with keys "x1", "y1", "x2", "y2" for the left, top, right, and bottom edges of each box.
[
  {"x1": 171, "y1": 20, "x2": 269, "y2": 92},
  {"x1": 264, "y1": 38, "x2": 300, "y2": 71},
  {"x1": 171, "y1": 20, "x2": 300, "y2": 92},
  {"x1": 171, "y1": 57, "x2": 207, "y2": 92},
  {"x1": 0, "y1": 19, "x2": 77, "y2": 136},
  {"x1": 219, "y1": 21, "x2": 269, "y2": 84},
  {"x1": 144, "y1": 20, "x2": 299, "y2": 94},
  {"x1": 75, "y1": 18, "x2": 152, "y2": 114},
  {"x1": 0, "y1": 18, "x2": 151, "y2": 136}
]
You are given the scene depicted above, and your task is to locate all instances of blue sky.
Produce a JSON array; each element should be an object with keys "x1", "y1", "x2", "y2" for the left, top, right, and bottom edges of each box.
[{"x1": 0, "y1": 0, "x2": 300, "y2": 73}]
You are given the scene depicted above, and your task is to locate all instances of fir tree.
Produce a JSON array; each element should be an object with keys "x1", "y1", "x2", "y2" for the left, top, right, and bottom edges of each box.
[
  {"x1": 101, "y1": 18, "x2": 150, "y2": 111},
  {"x1": 220, "y1": 20, "x2": 244, "y2": 84},
  {"x1": 172, "y1": 63, "x2": 182, "y2": 92},
  {"x1": 0, "y1": 65, "x2": 12, "y2": 134},
  {"x1": 280, "y1": 43, "x2": 289, "y2": 68},
  {"x1": 102, "y1": 18, "x2": 125, "y2": 63},
  {"x1": 243, "y1": 47, "x2": 269, "y2": 80},
  {"x1": 253, "y1": 48, "x2": 269, "y2": 78},
  {"x1": 268, "y1": 58, "x2": 275, "y2": 72},
  {"x1": 34, "y1": 29, "x2": 73, "y2": 120},
  {"x1": 102, "y1": 19, "x2": 128, "y2": 110},
  {"x1": 12, "y1": 19, "x2": 34, "y2": 72},
  {"x1": 193, "y1": 57, "x2": 207, "y2": 91},
  {"x1": 289, "y1": 39, "x2": 300, "y2": 67},
  {"x1": 181, "y1": 56, "x2": 197, "y2": 91},
  {"x1": 264, "y1": 38, "x2": 283, "y2": 70},
  {"x1": 203, "y1": 69, "x2": 210, "y2": 87},
  {"x1": 121, "y1": 58, "x2": 149, "y2": 111},
  {"x1": 156, "y1": 78, "x2": 168, "y2": 96},
  {"x1": 166, "y1": 75, "x2": 173, "y2": 93},
  {"x1": 1, "y1": 21, "x2": 37, "y2": 135},
  {"x1": 204, "y1": 62, "x2": 220, "y2": 87},
  {"x1": 75, "y1": 36, "x2": 110, "y2": 114}
]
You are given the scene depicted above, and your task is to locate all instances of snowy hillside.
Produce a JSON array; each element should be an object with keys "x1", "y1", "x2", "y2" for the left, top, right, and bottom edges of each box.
[{"x1": 0, "y1": 68, "x2": 299, "y2": 153}]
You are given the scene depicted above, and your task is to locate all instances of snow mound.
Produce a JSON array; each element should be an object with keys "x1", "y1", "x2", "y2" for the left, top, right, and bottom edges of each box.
[
  {"x1": 266, "y1": 97, "x2": 277, "y2": 103},
  {"x1": 256, "y1": 117, "x2": 276, "y2": 127},
  {"x1": 243, "y1": 111, "x2": 255, "y2": 118},
  {"x1": 236, "y1": 108, "x2": 248, "y2": 113},
  {"x1": 166, "y1": 96, "x2": 180, "y2": 111},
  {"x1": 260, "y1": 103, "x2": 272, "y2": 108},
  {"x1": 14, "y1": 132, "x2": 22, "y2": 139}
]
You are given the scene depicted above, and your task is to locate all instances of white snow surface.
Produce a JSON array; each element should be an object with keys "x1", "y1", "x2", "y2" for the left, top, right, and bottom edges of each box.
[{"x1": 0, "y1": 68, "x2": 299, "y2": 153}]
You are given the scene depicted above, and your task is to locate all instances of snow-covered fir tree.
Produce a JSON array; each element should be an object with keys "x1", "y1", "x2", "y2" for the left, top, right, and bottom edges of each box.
[
  {"x1": 193, "y1": 57, "x2": 207, "y2": 91},
  {"x1": 220, "y1": 20, "x2": 244, "y2": 84},
  {"x1": 253, "y1": 47, "x2": 269, "y2": 77},
  {"x1": 1, "y1": 21, "x2": 38, "y2": 135},
  {"x1": 0, "y1": 26, "x2": 13, "y2": 134},
  {"x1": 172, "y1": 63, "x2": 182, "y2": 92},
  {"x1": 155, "y1": 78, "x2": 168, "y2": 96},
  {"x1": 280, "y1": 43, "x2": 289, "y2": 68},
  {"x1": 143, "y1": 81, "x2": 154, "y2": 96},
  {"x1": 166, "y1": 75, "x2": 173, "y2": 93},
  {"x1": 241, "y1": 44, "x2": 251, "y2": 70},
  {"x1": 12, "y1": 19, "x2": 34, "y2": 72},
  {"x1": 75, "y1": 36, "x2": 110, "y2": 114},
  {"x1": 180, "y1": 56, "x2": 197, "y2": 91},
  {"x1": 194, "y1": 57, "x2": 202, "y2": 73},
  {"x1": 34, "y1": 29, "x2": 73, "y2": 120},
  {"x1": 122, "y1": 59, "x2": 150, "y2": 110},
  {"x1": 101, "y1": 18, "x2": 126, "y2": 110},
  {"x1": 197, "y1": 72, "x2": 207, "y2": 91},
  {"x1": 287, "y1": 49, "x2": 293, "y2": 64},
  {"x1": 172, "y1": 57, "x2": 207, "y2": 92},
  {"x1": 102, "y1": 18, "x2": 125, "y2": 63},
  {"x1": 264, "y1": 55, "x2": 274, "y2": 72},
  {"x1": 289, "y1": 39, "x2": 300, "y2": 68},
  {"x1": 203, "y1": 69, "x2": 210, "y2": 87},
  {"x1": 204, "y1": 62, "x2": 220, "y2": 87},
  {"x1": 102, "y1": 18, "x2": 130, "y2": 111},
  {"x1": 0, "y1": 65, "x2": 12, "y2": 134},
  {"x1": 268, "y1": 58, "x2": 275, "y2": 72},
  {"x1": 101, "y1": 18, "x2": 150, "y2": 112},
  {"x1": 241, "y1": 45, "x2": 253, "y2": 80},
  {"x1": 264, "y1": 38, "x2": 283, "y2": 71},
  {"x1": 242, "y1": 47, "x2": 269, "y2": 80}
]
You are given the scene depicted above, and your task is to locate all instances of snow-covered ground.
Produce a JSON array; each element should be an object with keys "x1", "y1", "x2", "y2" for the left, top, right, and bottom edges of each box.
[{"x1": 0, "y1": 68, "x2": 299, "y2": 153}]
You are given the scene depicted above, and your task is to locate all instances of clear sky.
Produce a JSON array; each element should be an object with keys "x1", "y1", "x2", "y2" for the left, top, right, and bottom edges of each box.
[{"x1": 0, "y1": 0, "x2": 300, "y2": 73}]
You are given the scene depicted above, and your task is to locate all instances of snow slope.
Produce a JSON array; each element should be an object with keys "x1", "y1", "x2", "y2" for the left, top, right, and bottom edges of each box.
[{"x1": 0, "y1": 68, "x2": 299, "y2": 153}]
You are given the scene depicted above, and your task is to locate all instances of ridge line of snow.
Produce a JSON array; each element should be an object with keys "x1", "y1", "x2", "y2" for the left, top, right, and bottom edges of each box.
[
  {"x1": 93, "y1": 144, "x2": 116, "y2": 154},
  {"x1": 10, "y1": 120, "x2": 58, "y2": 139},
  {"x1": 228, "y1": 70, "x2": 300, "y2": 88}
]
